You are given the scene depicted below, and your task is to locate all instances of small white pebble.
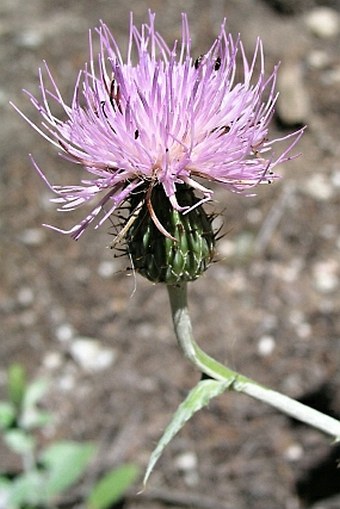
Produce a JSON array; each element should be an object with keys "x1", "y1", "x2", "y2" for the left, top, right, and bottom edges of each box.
[
  {"x1": 175, "y1": 452, "x2": 199, "y2": 486},
  {"x1": 284, "y1": 443, "x2": 304, "y2": 462},
  {"x1": 313, "y1": 260, "x2": 339, "y2": 293},
  {"x1": 275, "y1": 258, "x2": 304, "y2": 284},
  {"x1": 43, "y1": 351, "x2": 63, "y2": 370},
  {"x1": 296, "y1": 323, "x2": 312, "y2": 339},
  {"x1": 20, "y1": 228, "x2": 46, "y2": 246},
  {"x1": 17, "y1": 287, "x2": 34, "y2": 306},
  {"x1": 307, "y1": 50, "x2": 332, "y2": 70},
  {"x1": 55, "y1": 323, "x2": 75, "y2": 342},
  {"x1": 17, "y1": 30, "x2": 44, "y2": 48},
  {"x1": 218, "y1": 239, "x2": 235, "y2": 258},
  {"x1": 303, "y1": 174, "x2": 333, "y2": 201},
  {"x1": 257, "y1": 335, "x2": 276, "y2": 357},
  {"x1": 175, "y1": 451, "x2": 198, "y2": 471},
  {"x1": 289, "y1": 309, "x2": 305, "y2": 326},
  {"x1": 314, "y1": 272, "x2": 338, "y2": 293},
  {"x1": 331, "y1": 170, "x2": 340, "y2": 188},
  {"x1": 305, "y1": 8, "x2": 340, "y2": 38},
  {"x1": 70, "y1": 337, "x2": 116, "y2": 372},
  {"x1": 279, "y1": 265, "x2": 299, "y2": 283},
  {"x1": 97, "y1": 260, "x2": 118, "y2": 278}
]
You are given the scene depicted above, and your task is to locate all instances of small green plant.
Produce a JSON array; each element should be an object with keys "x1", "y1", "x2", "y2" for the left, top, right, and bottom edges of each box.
[{"x1": 0, "y1": 364, "x2": 138, "y2": 509}]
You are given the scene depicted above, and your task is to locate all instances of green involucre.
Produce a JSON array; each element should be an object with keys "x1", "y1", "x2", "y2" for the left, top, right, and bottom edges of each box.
[{"x1": 126, "y1": 185, "x2": 215, "y2": 284}]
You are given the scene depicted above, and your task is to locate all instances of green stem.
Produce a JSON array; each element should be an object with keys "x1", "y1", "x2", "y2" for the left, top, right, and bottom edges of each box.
[{"x1": 167, "y1": 283, "x2": 340, "y2": 440}]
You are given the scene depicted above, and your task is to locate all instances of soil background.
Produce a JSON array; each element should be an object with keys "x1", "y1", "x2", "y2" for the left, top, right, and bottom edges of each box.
[{"x1": 1, "y1": 1, "x2": 340, "y2": 508}]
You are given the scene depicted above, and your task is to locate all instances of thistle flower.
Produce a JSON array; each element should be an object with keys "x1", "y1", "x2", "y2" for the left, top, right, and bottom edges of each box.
[{"x1": 13, "y1": 12, "x2": 303, "y2": 283}]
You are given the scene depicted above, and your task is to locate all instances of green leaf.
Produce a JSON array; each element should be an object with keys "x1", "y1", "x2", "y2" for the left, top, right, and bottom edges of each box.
[
  {"x1": 22, "y1": 379, "x2": 49, "y2": 411},
  {"x1": 6, "y1": 470, "x2": 46, "y2": 507},
  {"x1": 0, "y1": 475, "x2": 12, "y2": 507},
  {"x1": 8, "y1": 364, "x2": 26, "y2": 408},
  {"x1": 144, "y1": 379, "x2": 228, "y2": 486},
  {"x1": 87, "y1": 464, "x2": 139, "y2": 509},
  {"x1": 21, "y1": 408, "x2": 53, "y2": 430},
  {"x1": 0, "y1": 475, "x2": 11, "y2": 487},
  {"x1": 3, "y1": 429, "x2": 35, "y2": 455},
  {"x1": 20, "y1": 379, "x2": 51, "y2": 430},
  {"x1": 0, "y1": 401, "x2": 16, "y2": 430},
  {"x1": 40, "y1": 441, "x2": 96, "y2": 497}
]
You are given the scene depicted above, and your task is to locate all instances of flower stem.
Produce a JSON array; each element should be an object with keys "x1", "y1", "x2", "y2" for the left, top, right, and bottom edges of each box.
[{"x1": 167, "y1": 282, "x2": 340, "y2": 440}]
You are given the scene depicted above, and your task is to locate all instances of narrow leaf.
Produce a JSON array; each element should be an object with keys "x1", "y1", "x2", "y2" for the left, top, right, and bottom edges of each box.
[
  {"x1": 7, "y1": 471, "x2": 45, "y2": 507},
  {"x1": 8, "y1": 364, "x2": 26, "y2": 408},
  {"x1": 23, "y1": 379, "x2": 49, "y2": 410},
  {"x1": 0, "y1": 401, "x2": 16, "y2": 430},
  {"x1": 3, "y1": 429, "x2": 35, "y2": 455},
  {"x1": 21, "y1": 379, "x2": 51, "y2": 430},
  {"x1": 40, "y1": 441, "x2": 96, "y2": 497},
  {"x1": 87, "y1": 464, "x2": 139, "y2": 509},
  {"x1": 144, "y1": 379, "x2": 228, "y2": 485},
  {"x1": 0, "y1": 475, "x2": 12, "y2": 508},
  {"x1": 21, "y1": 408, "x2": 53, "y2": 430}
]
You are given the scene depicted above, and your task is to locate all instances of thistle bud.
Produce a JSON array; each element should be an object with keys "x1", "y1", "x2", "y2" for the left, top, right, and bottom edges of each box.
[{"x1": 126, "y1": 185, "x2": 215, "y2": 285}]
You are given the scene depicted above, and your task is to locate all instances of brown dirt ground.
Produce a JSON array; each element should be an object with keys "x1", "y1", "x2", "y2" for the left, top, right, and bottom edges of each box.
[{"x1": 1, "y1": 0, "x2": 340, "y2": 508}]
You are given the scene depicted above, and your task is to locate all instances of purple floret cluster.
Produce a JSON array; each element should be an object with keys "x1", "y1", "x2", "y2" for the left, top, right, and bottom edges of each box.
[{"x1": 13, "y1": 11, "x2": 303, "y2": 240}]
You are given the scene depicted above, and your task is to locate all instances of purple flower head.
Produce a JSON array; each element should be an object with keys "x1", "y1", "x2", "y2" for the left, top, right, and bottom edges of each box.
[{"x1": 13, "y1": 12, "x2": 303, "y2": 241}]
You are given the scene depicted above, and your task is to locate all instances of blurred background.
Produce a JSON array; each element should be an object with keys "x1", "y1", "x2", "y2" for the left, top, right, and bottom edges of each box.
[{"x1": 1, "y1": 0, "x2": 340, "y2": 508}]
